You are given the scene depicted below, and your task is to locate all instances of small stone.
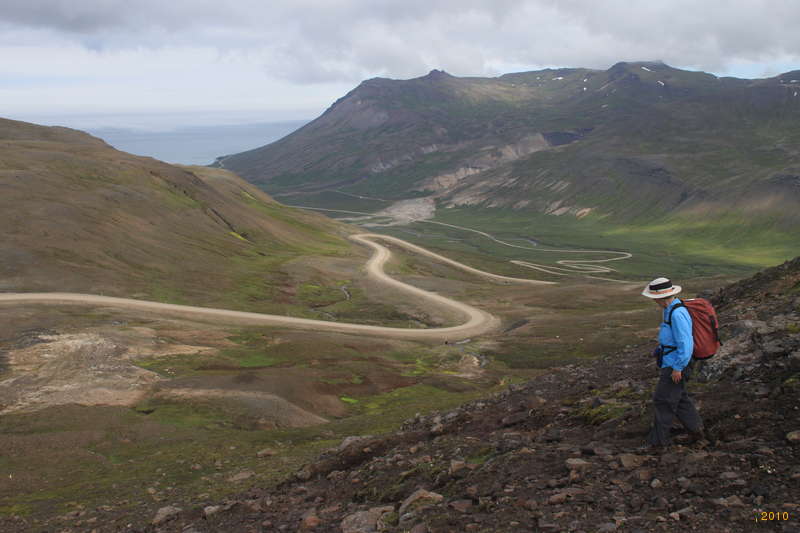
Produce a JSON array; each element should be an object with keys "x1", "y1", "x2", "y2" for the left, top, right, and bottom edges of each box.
[
  {"x1": 296, "y1": 465, "x2": 313, "y2": 481},
  {"x1": 524, "y1": 396, "x2": 547, "y2": 409},
  {"x1": 151, "y1": 506, "x2": 181, "y2": 526},
  {"x1": 257, "y1": 448, "x2": 277, "y2": 457},
  {"x1": 244, "y1": 498, "x2": 262, "y2": 512},
  {"x1": 650, "y1": 479, "x2": 663, "y2": 489},
  {"x1": 725, "y1": 495, "x2": 745, "y2": 507},
  {"x1": 712, "y1": 495, "x2": 745, "y2": 507},
  {"x1": 548, "y1": 492, "x2": 568, "y2": 505},
  {"x1": 686, "y1": 451, "x2": 708, "y2": 463},
  {"x1": 719, "y1": 471, "x2": 740, "y2": 479},
  {"x1": 399, "y1": 489, "x2": 443, "y2": 516},
  {"x1": 321, "y1": 504, "x2": 342, "y2": 515},
  {"x1": 227, "y1": 470, "x2": 255, "y2": 482},
  {"x1": 597, "y1": 523, "x2": 617, "y2": 532},
  {"x1": 610, "y1": 478, "x2": 633, "y2": 492},
  {"x1": 636, "y1": 468, "x2": 653, "y2": 482},
  {"x1": 338, "y1": 436, "x2": 372, "y2": 451},
  {"x1": 449, "y1": 500, "x2": 472, "y2": 513},
  {"x1": 341, "y1": 506, "x2": 394, "y2": 533},
  {"x1": 326, "y1": 470, "x2": 345, "y2": 481},
  {"x1": 618, "y1": 454, "x2": 646, "y2": 469},
  {"x1": 302, "y1": 514, "x2": 321, "y2": 529},
  {"x1": 786, "y1": 430, "x2": 800, "y2": 444},
  {"x1": 612, "y1": 378, "x2": 633, "y2": 390},
  {"x1": 450, "y1": 460, "x2": 467, "y2": 474},
  {"x1": 669, "y1": 512, "x2": 681, "y2": 521},
  {"x1": 203, "y1": 505, "x2": 221, "y2": 517},
  {"x1": 565, "y1": 458, "x2": 592, "y2": 471}
]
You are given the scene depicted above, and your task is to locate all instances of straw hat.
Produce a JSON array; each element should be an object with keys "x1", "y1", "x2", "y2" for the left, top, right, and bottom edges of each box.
[{"x1": 642, "y1": 277, "x2": 682, "y2": 299}]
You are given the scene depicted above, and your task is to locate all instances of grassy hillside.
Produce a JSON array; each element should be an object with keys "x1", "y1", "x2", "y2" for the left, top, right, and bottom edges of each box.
[{"x1": 0, "y1": 117, "x2": 364, "y2": 316}]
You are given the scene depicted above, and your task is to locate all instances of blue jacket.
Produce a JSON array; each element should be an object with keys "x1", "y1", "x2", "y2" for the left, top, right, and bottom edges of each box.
[{"x1": 659, "y1": 299, "x2": 693, "y2": 371}]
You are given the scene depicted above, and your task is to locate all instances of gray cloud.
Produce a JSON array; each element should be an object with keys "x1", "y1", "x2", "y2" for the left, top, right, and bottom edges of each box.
[{"x1": 1, "y1": 0, "x2": 799, "y2": 86}]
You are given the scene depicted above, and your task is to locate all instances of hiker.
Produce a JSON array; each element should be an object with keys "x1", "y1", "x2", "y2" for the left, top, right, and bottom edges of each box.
[{"x1": 642, "y1": 277, "x2": 704, "y2": 448}]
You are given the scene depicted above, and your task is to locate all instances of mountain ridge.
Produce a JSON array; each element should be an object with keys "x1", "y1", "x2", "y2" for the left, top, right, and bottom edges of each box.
[
  {"x1": 217, "y1": 62, "x2": 800, "y2": 211},
  {"x1": 217, "y1": 61, "x2": 800, "y2": 271}
]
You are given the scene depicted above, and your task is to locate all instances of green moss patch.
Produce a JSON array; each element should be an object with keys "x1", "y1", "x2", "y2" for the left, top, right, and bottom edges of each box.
[{"x1": 577, "y1": 402, "x2": 630, "y2": 425}]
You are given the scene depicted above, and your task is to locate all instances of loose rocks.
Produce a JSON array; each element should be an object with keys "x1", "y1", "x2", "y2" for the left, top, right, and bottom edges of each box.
[{"x1": 151, "y1": 506, "x2": 181, "y2": 526}]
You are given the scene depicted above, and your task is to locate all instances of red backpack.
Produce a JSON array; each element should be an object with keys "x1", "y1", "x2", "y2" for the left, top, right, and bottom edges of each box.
[{"x1": 666, "y1": 298, "x2": 721, "y2": 360}]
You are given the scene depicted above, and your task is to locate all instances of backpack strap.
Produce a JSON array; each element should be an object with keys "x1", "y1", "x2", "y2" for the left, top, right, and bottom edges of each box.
[
  {"x1": 665, "y1": 301, "x2": 686, "y2": 326},
  {"x1": 660, "y1": 301, "x2": 686, "y2": 358}
]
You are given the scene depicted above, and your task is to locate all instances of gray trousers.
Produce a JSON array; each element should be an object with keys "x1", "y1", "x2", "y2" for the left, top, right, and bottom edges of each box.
[{"x1": 647, "y1": 365, "x2": 703, "y2": 446}]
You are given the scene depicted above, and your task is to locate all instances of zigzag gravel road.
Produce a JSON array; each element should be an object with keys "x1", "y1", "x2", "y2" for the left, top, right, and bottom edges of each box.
[{"x1": 0, "y1": 234, "x2": 554, "y2": 342}]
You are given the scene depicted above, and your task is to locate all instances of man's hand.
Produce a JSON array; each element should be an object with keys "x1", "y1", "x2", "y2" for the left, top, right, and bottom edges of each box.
[{"x1": 671, "y1": 369, "x2": 682, "y2": 383}]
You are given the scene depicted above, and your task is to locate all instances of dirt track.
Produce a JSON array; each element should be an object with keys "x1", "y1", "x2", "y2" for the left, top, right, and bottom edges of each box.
[
  {"x1": 286, "y1": 205, "x2": 635, "y2": 281},
  {"x1": 0, "y1": 234, "x2": 552, "y2": 342}
]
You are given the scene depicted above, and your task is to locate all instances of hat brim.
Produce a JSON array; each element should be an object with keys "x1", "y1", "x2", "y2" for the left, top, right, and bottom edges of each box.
[{"x1": 642, "y1": 285, "x2": 682, "y2": 299}]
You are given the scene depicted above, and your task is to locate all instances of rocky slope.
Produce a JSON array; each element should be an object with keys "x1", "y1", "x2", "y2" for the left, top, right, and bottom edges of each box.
[{"x1": 95, "y1": 256, "x2": 800, "y2": 533}]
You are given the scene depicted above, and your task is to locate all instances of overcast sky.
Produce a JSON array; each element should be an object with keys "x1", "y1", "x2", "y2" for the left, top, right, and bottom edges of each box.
[{"x1": 2, "y1": 0, "x2": 799, "y2": 129}]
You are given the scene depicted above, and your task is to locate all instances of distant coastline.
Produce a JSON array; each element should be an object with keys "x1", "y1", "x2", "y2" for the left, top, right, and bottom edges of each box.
[
  {"x1": 87, "y1": 120, "x2": 308, "y2": 165},
  {"x1": 3, "y1": 111, "x2": 311, "y2": 166}
]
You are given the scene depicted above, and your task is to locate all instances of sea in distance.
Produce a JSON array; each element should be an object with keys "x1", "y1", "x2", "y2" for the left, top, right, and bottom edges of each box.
[
  {"x1": 87, "y1": 120, "x2": 309, "y2": 166},
  {"x1": 8, "y1": 111, "x2": 310, "y2": 166}
]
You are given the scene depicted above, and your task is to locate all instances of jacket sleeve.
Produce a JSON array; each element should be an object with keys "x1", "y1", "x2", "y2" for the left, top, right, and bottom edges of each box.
[{"x1": 666, "y1": 307, "x2": 694, "y2": 371}]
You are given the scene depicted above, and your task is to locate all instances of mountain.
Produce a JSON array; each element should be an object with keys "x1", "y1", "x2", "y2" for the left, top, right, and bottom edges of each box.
[
  {"x1": 218, "y1": 62, "x2": 800, "y2": 268},
  {"x1": 0, "y1": 117, "x2": 351, "y2": 312},
  {"x1": 120, "y1": 255, "x2": 800, "y2": 532}
]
